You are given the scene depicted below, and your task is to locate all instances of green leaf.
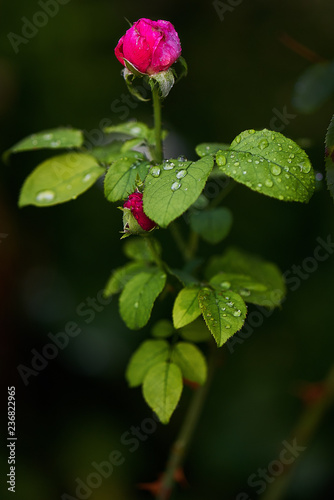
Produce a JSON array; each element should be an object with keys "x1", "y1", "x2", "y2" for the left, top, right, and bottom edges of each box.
[
  {"x1": 143, "y1": 157, "x2": 214, "y2": 227},
  {"x1": 180, "y1": 318, "x2": 211, "y2": 343},
  {"x1": 325, "y1": 114, "x2": 334, "y2": 201},
  {"x1": 190, "y1": 207, "x2": 233, "y2": 244},
  {"x1": 119, "y1": 268, "x2": 167, "y2": 329},
  {"x1": 151, "y1": 319, "x2": 174, "y2": 338},
  {"x1": 216, "y1": 129, "x2": 315, "y2": 203},
  {"x1": 196, "y1": 143, "x2": 230, "y2": 157},
  {"x1": 120, "y1": 137, "x2": 145, "y2": 152},
  {"x1": 124, "y1": 237, "x2": 161, "y2": 262},
  {"x1": 5, "y1": 128, "x2": 83, "y2": 160},
  {"x1": 126, "y1": 339, "x2": 170, "y2": 387},
  {"x1": 205, "y1": 247, "x2": 286, "y2": 307},
  {"x1": 142, "y1": 361, "x2": 183, "y2": 424},
  {"x1": 18, "y1": 153, "x2": 105, "y2": 207},
  {"x1": 90, "y1": 141, "x2": 124, "y2": 163},
  {"x1": 103, "y1": 262, "x2": 148, "y2": 297},
  {"x1": 104, "y1": 156, "x2": 150, "y2": 202},
  {"x1": 198, "y1": 288, "x2": 247, "y2": 347},
  {"x1": 171, "y1": 341, "x2": 207, "y2": 385},
  {"x1": 172, "y1": 287, "x2": 202, "y2": 329},
  {"x1": 104, "y1": 121, "x2": 150, "y2": 139},
  {"x1": 293, "y1": 60, "x2": 334, "y2": 114}
]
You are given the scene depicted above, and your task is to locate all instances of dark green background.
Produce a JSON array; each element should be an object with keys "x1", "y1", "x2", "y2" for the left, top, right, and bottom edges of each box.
[{"x1": 1, "y1": 0, "x2": 334, "y2": 499}]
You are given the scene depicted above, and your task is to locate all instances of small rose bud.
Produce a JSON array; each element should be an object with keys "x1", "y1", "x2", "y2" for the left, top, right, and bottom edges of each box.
[
  {"x1": 115, "y1": 18, "x2": 181, "y2": 75},
  {"x1": 121, "y1": 191, "x2": 156, "y2": 236}
]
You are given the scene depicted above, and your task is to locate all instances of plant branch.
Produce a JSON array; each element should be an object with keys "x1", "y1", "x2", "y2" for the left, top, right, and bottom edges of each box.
[
  {"x1": 156, "y1": 343, "x2": 219, "y2": 500},
  {"x1": 260, "y1": 363, "x2": 334, "y2": 500},
  {"x1": 152, "y1": 84, "x2": 163, "y2": 164}
]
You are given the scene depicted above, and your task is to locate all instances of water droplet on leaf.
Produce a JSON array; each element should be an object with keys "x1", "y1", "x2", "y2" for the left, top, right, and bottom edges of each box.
[
  {"x1": 36, "y1": 190, "x2": 56, "y2": 202},
  {"x1": 151, "y1": 167, "x2": 161, "y2": 177},
  {"x1": 259, "y1": 139, "x2": 269, "y2": 150},
  {"x1": 176, "y1": 169, "x2": 187, "y2": 179},
  {"x1": 82, "y1": 173, "x2": 92, "y2": 182},
  {"x1": 265, "y1": 179, "x2": 274, "y2": 187},
  {"x1": 171, "y1": 181, "x2": 181, "y2": 191},
  {"x1": 217, "y1": 155, "x2": 226, "y2": 166},
  {"x1": 271, "y1": 165, "x2": 281, "y2": 176}
]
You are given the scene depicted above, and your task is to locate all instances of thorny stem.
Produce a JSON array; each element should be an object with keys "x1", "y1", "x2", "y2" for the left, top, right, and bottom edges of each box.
[
  {"x1": 260, "y1": 363, "x2": 334, "y2": 500},
  {"x1": 145, "y1": 236, "x2": 166, "y2": 271},
  {"x1": 152, "y1": 84, "x2": 163, "y2": 164},
  {"x1": 156, "y1": 343, "x2": 219, "y2": 500},
  {"x1": 169, "y1": 222, "x2": 192, "y2": 262}
]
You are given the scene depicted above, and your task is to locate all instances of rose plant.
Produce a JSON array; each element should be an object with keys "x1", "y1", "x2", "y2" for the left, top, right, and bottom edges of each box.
[{"x1": 5, "y1": 16, "x2": 331, "y2": 499}]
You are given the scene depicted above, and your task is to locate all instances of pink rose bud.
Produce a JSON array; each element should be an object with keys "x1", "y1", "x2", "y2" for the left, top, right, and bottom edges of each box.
[
  {"x1": 115, "y1": 18, "x2": 182, "y2": 75},
  {"x1": 123, "y1": 191, "x2": 156, "y2": 233}
]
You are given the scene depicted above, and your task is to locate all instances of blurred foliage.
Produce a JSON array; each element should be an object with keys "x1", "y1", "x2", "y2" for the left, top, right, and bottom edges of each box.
[{"x1": 1, "y1": 0, "x2": 334, "y2": 499}]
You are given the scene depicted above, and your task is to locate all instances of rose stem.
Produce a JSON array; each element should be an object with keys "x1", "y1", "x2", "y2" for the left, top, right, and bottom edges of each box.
[
  {"x1": 152, "y1": 84, "x2": 163, "y2": 164},
  {"x1": 156, "y1": 343, "x2": 219, "y2": 500},
  {"x1": 260, "y1": 362, "x2": 334, "y2": 500}
]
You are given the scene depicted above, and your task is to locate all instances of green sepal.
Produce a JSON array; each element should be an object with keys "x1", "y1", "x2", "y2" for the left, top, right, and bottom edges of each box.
[{"x1": 150, "y1": 69, "x2": 175, "y2": 99}]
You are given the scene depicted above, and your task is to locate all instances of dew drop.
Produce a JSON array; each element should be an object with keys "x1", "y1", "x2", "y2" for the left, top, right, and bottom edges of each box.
[
  {"x1": 151, "y1": 166, "x2": 161, "y2": 177},
  {"x1": 257, "y1": 183, "x2": 262, "y2": 189},
  {"x1": 163, "y1": 161, "x2": 174, "y2": 170},
  {"x1": 299, "y1": 162, "x2": 311, "y2": 174},
  {"x1": 227, "y1": 301, "x2": 234, "y2": 307},
  {"x1": 248, "y1": 129, "x2": 255, "y2": 134},
  {"x1": 36, "y1": 190, "x2": 56, "y2": 202},
  {"x1": 278, "y1": 194, "x2": 284, "y2": 200},
  {"x1": 171, "y1": 181, "x2": 181, "y2": 191},
  {"x1": 225, "y1": 324, "x2": 231, "y2": 329},
  {"x1": 259, "y1": 139, "x2": 269, "y2": 150},
  {"x1": 134, "y1": 302, "x2": 139, "y2": 308},
  {"x1": 177, "y1": 155, "x2": 187, "y2": 161},
  {"x1": 234, "y1": 162, "x2": 240, "y2": 167},
  {"x1": 242, "y1": 170, "x2": 247, "y2": 175},
  {"x1": 255, "y1": 160, "x2": 260, "y2": 165},
  {"x1": 131, "y1": 126, "x2": 141, "y2": 135},
  {"x1": 222, "y1": 313, "x2": 227, "y2": 317},
  {"x1": 289, "y1": 153, "x2": 295, "y2": 159},
  {"x1": 218, "y1": 155, "x2": 226, "y2": 166},
  {"x1": 265, "y1": 179, "x2": 274, "y2": 187},
  {"x1": 271, "y1": 165, "x2": 281, "y2": 176},
  {"x1": 51, "y1": 141, "x2": 60, "y2": 147},
  {"x1": 220, "y1": 281, "x2": 231, "y2": 289},
  {"x1": 247, "y1": 158, "x2": 253, "y2": 163},
  {"x1": 176, "y1": 169, "x2": 187, "y2": 179},
  {"x1": 235, "y1": 135, "x2": 241, "y2": 143},
  {"x1": 43, "y1": 133, "x2": 53, "y2": 140},
  {"x1": 233, "y1": 310, "x2": 242, "y2": 317},
  {"x1": 82, "y1": 173, "x2": 92, "y2": 182}
]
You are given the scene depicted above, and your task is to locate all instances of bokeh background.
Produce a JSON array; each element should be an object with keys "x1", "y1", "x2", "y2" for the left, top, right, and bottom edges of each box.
[{"x1": 1, "y1": 0, "x2": 334, "y2": 499}]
